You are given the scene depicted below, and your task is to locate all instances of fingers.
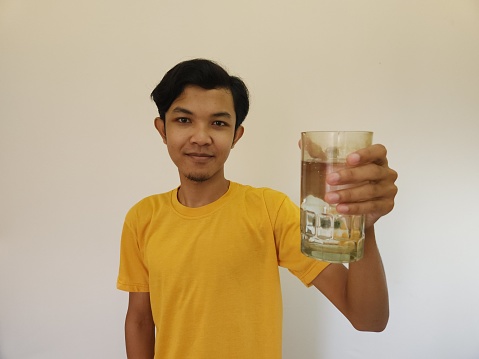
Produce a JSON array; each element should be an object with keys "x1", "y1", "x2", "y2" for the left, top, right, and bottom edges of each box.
[
  {"x1": 302, "y1": 136, "x2": 327, "y2": 160},
  {"x1": 325, "y1": 179, "x2": 398, "y2": 209},
  {"x1": 324, "y1": 143, "x2": 398, "y2": 224},
  {"x1": 328, "y1": 143, "x2": 396, "y2": 186},
  {"x1": 347, "y1": 144, "x2": 388, "y2": 167},
  {"x1": 335, "y1": 196, "x2": 396, "y2": 218},
  {"x1": 329, "y1": 183, "x2": 398, "y2": 227},
  {"x1": 327, "y1": 163, "x2": 388, "y2": 186}
]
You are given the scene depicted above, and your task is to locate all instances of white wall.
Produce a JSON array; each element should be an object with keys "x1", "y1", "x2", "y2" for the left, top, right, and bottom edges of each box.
[{"x1": 1, "y1": 1, "x2": 478, "y2": 358}]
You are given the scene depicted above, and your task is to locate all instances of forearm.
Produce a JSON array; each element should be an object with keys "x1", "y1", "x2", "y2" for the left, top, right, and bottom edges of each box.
[
  {"x1": 346, "y1": 226, "x2": 389, "y2": 331},
  {"x1": 125, "y1": 312, "x2": 155, "y2": 359}
]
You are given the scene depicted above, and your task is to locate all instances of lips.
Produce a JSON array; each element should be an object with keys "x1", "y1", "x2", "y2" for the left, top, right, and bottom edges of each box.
[
  {"x1": 186, "y1": 152, "x2": 213, "y2": 157},
  {"x1": 185, "y1": 152, "x2": 214, "y2": 161},
  {"x1": 187, "y1": 152, "x2": 212, "y2": 156}
]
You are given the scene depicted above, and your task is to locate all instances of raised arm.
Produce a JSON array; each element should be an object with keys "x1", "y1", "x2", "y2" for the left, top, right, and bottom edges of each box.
[
  {"x1": 312, "y1": 144, "x2": 397, "y2": 331},
  {"x1": 312, "y1": 227, "x2": 389, "y2": 331},
  {"x1": 125, "y1": 292, "x2": 155, "y2": 358}
]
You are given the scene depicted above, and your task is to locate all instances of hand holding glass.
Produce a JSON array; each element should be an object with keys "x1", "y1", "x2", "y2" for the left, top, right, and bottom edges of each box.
[{"x1": 300, "y1": 131, "x2": 373, "y2": 263}]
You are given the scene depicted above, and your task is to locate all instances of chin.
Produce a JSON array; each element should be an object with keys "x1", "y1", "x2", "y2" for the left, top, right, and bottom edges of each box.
[{"x1": 185, "y1": 174, "x2": 211, "y2": 183}]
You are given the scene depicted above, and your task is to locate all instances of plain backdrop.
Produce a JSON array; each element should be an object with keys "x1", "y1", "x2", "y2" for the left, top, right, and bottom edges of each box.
[{"x1": 1, "y1": 1, "x2": 478, "y2": 358}]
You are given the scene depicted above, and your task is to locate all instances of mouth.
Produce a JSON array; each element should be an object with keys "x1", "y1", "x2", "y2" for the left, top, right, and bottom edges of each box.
[{"x1": 186, "y1": 152, "x2": 214, "y2": 161}]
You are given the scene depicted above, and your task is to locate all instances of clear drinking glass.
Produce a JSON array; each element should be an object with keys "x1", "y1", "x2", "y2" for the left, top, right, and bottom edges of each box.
[{"x1": 300, "y1": 131, "x2": 373, "y2": 263}]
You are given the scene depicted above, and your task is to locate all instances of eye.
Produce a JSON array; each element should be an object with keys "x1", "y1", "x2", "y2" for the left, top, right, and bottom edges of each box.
[
  {"x1": 176, "y1": 117, "x2": 190, "y2": 124},
  {"x1": 212, "y1": 120, "x2": 228, "y2": 127}
]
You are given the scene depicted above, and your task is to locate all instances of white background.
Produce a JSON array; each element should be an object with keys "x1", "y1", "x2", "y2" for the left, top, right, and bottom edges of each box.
[{"x1": 1, "y1": 1, "x2": 478, "y2": 358}]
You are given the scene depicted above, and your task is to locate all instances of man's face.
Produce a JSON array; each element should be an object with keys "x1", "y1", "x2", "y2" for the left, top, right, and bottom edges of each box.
[{"x1": 155, "y1": 85, "x2": 244, "y2": 183}]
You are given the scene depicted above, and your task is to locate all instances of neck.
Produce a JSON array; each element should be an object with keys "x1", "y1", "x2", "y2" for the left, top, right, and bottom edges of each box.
[{"x1": 177, "y1": 176, "x2": 230, "y2": 208}]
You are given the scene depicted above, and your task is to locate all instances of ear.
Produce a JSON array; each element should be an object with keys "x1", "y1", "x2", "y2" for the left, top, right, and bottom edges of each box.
[
  {"x1": 154, "y1": 117, "x2": 167, "y2": 144},
  {"x1": 231, "y1": 125, "x2": 245, "y2": 148}
]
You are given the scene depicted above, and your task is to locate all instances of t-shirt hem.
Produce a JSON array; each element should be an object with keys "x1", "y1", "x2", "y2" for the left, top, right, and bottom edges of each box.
[
  {"x1": 117, "y1": 281, "x2": 149, "y2": 292},
  {"x1": 297, "y1": 261, "x2": 330, "y2": 287}
]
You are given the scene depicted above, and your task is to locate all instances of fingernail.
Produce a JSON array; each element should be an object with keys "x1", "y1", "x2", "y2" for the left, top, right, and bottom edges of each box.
[
  {"x1": 336, "y1": 204, "x2": 349, "y2": 213},
  {"x1": 327, "y1": 173, "x2": 340, "y2": 184},
  {"x1": 325, "y1": 192, "x2": 340, "y2": 203},
  {"x1": 348, "y1": 153, "x2": 360, "y2": 164}
]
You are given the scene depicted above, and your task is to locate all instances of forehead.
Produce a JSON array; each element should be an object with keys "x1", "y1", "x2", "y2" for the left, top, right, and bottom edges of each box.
[{"x1": 169, "y1": 85, "x2": 234, "y2": 111}]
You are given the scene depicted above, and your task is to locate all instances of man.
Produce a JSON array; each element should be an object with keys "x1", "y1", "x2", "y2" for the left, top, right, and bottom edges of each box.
[{"x1": 117, "y1": 59, "x2": 398, "y2": 359}]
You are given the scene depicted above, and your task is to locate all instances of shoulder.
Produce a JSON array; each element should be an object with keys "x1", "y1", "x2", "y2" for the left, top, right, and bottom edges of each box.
[
  {"x1": 231, "y1": 182, "x2": 293, "y2": 210},
  {"x1": 124, "y1": 190, "x2": 174, "y2": 223},
  {"x1": 232, "y1": 182, "x2": 285, "y2": 198}
]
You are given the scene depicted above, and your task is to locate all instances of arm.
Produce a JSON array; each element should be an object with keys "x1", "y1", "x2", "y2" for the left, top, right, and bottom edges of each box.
[
  {"x1": 125, "y1": 292, "x2": 155, "y2": 359},
  {"x1": 312, "y1": 227, "x2": 388, "y2": 331},
  {"x1": 313, "y1": 144, "x2": 397, "y2": 332}
]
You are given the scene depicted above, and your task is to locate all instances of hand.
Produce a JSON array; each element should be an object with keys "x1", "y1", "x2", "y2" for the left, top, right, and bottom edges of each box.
[{"x1": 323, "y1": 144, "x2": 398, "y2": 228}]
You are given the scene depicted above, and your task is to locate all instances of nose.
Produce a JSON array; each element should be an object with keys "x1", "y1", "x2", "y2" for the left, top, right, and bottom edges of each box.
[{"x1": 190, "y1": 124, "x2": 212, "y2": 146}]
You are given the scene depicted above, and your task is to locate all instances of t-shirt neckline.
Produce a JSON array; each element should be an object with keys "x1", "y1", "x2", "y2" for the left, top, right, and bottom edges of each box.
[{"x1": 170, "y1": 181, "x2": 238, "y2": 218}]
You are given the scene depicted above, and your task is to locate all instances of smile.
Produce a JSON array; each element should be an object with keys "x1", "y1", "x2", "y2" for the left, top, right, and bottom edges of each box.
[{"x1": 186, "y1": 153, "x2": 214, "y2": 161}]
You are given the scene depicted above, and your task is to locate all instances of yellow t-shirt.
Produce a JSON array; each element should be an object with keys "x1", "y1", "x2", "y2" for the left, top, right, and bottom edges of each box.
[{"x1": 117, "y1": 182, "x2": 329, "y2": 359}]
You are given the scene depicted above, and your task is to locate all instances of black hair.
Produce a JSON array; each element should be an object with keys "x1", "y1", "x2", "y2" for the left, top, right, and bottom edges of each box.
[{"x1": 150, "y1": 59, "x2": 249, "y2": 131}]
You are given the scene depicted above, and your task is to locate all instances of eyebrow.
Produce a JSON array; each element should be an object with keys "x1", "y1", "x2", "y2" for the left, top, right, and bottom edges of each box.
[
  {"x1": 171, "y1": 107, "x2": 232, "y2": 119},
  {"x1": 171, "y1": 107, "x2": 194, "y2": 115}
]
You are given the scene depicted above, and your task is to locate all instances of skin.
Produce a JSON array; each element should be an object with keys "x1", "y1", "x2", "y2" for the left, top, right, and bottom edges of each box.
[
  {"x1": 125, "y1": 293, "x2": 155, "y2": 358},
  {"x1": 311, "y1": 144, "x2": 396, "y2": 331},
  {"x1": 125, "y1": 85, "x2": 398, "y2": 357},
  {"x1": 156, "y1": 85, "x2": 243, "y2": 207}
]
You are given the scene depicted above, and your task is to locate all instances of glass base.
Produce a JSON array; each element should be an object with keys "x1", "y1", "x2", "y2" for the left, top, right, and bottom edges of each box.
[{"x1": 301, "y1": 236, "x2": 364, "y2": 263}]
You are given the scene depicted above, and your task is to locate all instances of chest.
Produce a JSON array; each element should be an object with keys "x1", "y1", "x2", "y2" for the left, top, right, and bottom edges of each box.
[{"x1": 143, "y1": 209, "x2": 278, "y2": 289}]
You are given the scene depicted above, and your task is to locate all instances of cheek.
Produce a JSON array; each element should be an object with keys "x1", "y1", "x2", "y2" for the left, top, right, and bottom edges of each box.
[
  {"x1": 218, "y1": 146, "x2": 234, "y2": 161},
  {"x1": 165, "y1": 140, "x2": 181, "y2": 159},
  {"x1": 164, "y1": 133, "x2": 183, "y2": 150},
  {"x1": 216, "y1": 137, "x2": 235, "y2": 152}
]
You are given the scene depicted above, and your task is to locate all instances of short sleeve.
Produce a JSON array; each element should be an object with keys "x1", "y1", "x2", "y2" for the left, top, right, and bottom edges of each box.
[
  {"x1": 116, "y1": 206, "x2": 150, "y2": 292},
  {"x1": 266, "y1": 192, "x2": 330, "y2": 287}
]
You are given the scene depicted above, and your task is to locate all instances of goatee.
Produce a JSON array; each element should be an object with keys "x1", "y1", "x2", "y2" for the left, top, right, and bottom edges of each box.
[{"x1": 185, "y1": 174, "x2": 210, "y2": 183}]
